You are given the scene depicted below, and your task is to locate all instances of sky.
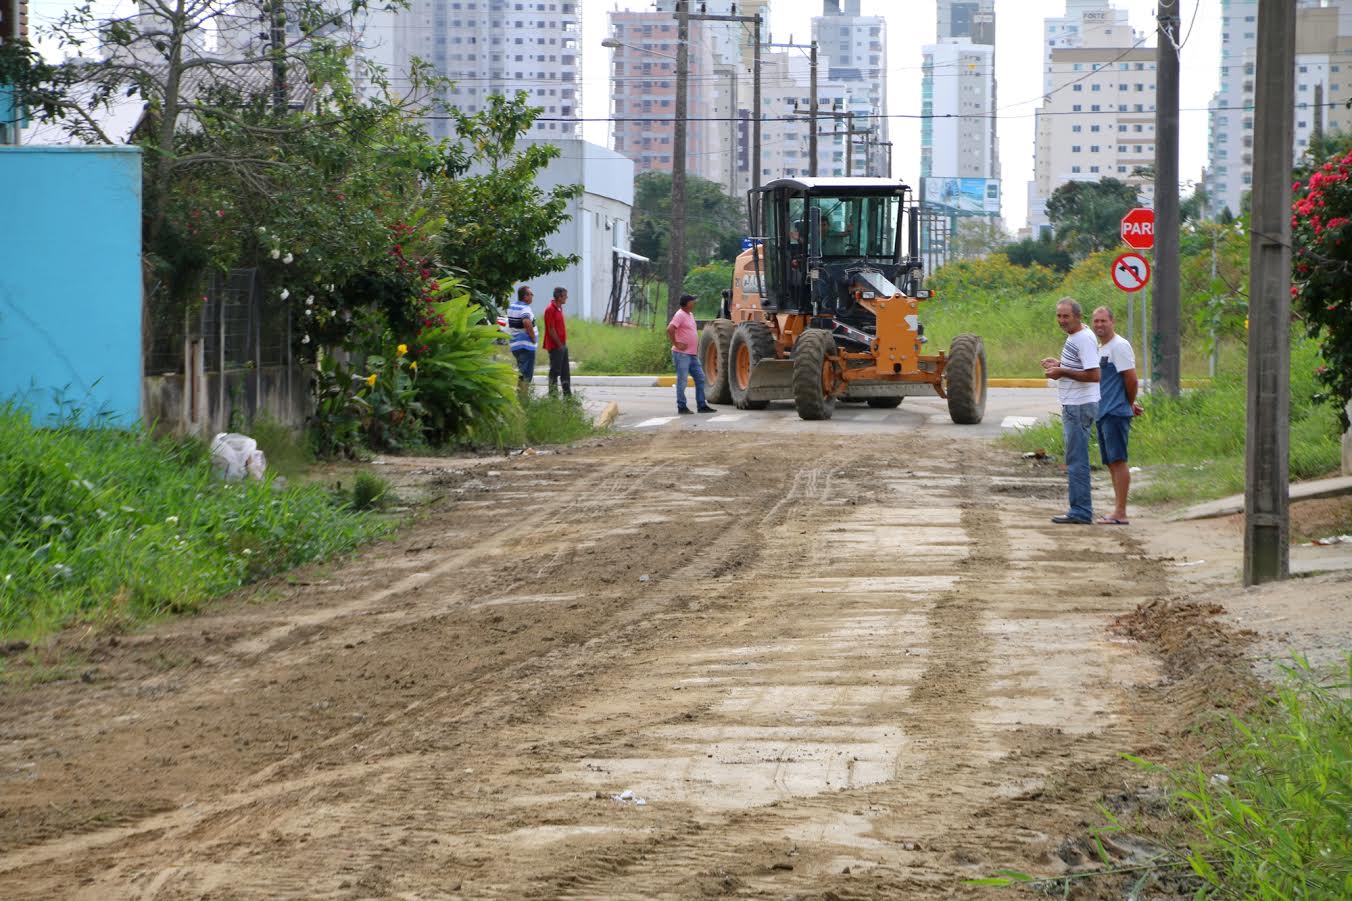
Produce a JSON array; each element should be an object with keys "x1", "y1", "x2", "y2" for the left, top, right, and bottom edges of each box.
[
  {"x1": 28, "y1": 0, "x2": 1223, "y2": 229},
  {"x1": 581, "y1": 0, "x2": 1223, "y2": 230}
]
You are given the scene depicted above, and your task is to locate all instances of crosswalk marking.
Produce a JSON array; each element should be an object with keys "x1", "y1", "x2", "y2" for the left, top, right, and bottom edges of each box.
[{"x1": 635, "y1": 417, "x2": 677, "y2": 428}]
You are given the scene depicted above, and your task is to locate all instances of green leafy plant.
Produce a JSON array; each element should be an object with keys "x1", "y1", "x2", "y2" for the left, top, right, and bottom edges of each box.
[
  {"x1": 350, "y1": 472, "x2": 392, "y2": 511},
  {"x1": 412, "y1": 287, "x2": 520, "y2": 445},
  {"x1": 1291, "y1": 149, "x2": 1352, "y2": 426},
  {"x1": 0, "y1": 404, "x2": 387, "y2": 639}
]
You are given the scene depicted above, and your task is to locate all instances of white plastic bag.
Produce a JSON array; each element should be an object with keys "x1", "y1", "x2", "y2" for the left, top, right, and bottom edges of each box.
[{"x1": 211, "y1": 433, "x2": 267, "y2": 482}]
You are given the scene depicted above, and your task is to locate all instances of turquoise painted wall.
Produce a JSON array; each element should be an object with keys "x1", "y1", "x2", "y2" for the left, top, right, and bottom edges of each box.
[{"x1": 0, "y1": 146, "x2": 143, "y2": 424}]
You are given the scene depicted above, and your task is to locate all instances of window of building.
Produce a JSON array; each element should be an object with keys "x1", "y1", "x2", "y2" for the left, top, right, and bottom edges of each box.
[
  {"x1": 1091, "y1": 124, "x2": 1101, "y2": 132},
  {"x1": 1090, "y1": 145, "x2": 1100, "y2": 153},
  {"x1": 1072, "y1": 145, "x2": 1081, "y2": 153},
  {"x1": 1072, "y1": 124, "x2": 1082, "y2": 133},
  {"x1": 1071, "y1": 165, "x2": 1082, "y2": 173}
]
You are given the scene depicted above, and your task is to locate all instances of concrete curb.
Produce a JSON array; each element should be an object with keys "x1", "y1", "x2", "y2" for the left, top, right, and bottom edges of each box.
[
  {"x1": 1169, "y1": 475, "x2": 1352, "y2": 521},
  {"x1": 535, "y1": 375, "x2": 1064, "y2": 388}
]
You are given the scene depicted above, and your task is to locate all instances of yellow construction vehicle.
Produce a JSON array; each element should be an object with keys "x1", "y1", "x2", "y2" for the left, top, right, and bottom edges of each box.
[{"x1": 698, "y1": 176, "x2": 987, "y2": 422}]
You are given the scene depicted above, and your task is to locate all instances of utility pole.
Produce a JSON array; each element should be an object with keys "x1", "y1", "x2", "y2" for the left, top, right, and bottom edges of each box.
[
  {"x1": 809, "y1": 40, "x2": 818, "y2": 176},
  {"x1": 1153, "y1": 0, "x2": 1181, "y2": 395},
  {"x1": 845, "y1": 111, "x2": 854, "y2": 176},
  {"x1": 687, "y1": 7, "x2": 763, "y2": 185},
  {"x1": 1313, "y1": 82, "x2": 1325, "y2": 150},
  {"x1": 668, "y1": 0, "x2": 690, "y2": 319},
  {"x1": 1245, "y1": 0, "x2": 1296, "y2": 586}
]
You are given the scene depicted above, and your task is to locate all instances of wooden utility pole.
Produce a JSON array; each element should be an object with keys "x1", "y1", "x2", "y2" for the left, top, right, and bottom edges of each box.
[
  {"x1": 809, "y1": 40, "x2": 818, "y2": 176},
  {"x1": 1245, "y1": 0, "x2": 1296, "y2": 585},
  {"x1": 1153, "y1": 0, "x2": 1181, "y2": 395},
  {"x1": 667, "y1": 0, "x2": 690, "y2": 319}
]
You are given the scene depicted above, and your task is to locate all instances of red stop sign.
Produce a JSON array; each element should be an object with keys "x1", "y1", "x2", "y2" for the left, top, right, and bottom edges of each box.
[{"x1": 1121, "y1": 207, "x2": 1155, "y2": 249}]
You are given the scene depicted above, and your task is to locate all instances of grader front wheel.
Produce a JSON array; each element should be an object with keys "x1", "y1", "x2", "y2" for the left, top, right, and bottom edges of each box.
[
  {"x1": 728, "y1": 321, "x2": 775, "y2": 410},
  {"x1": 792, "y1": 329, "x2": 839, "y2": 421},
  {"x1": 944, "y1": 334, "x2": 988, "y2": 425}
]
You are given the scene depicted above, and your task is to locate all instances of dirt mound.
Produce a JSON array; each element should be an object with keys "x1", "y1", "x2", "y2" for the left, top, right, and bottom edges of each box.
[{"x1": 1112, "y1": 598, "x2": 1257, "y2": 688}]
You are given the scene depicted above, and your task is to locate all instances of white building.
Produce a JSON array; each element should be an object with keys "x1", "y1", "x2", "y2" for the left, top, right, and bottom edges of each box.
[
  {"x1": 504, "y1": 139, "x2": 637, "y2": 323},
  {"x1": 812, "y1": 0, "x2": 888, "y2": 177},
  {"x1": 920, "y1": 40, "x2": 996, "y2": 182},
  {"x1": 1028, "y1": 2, "x2": 1150, "y2": 232},
  {"x1": 1205, "y1": 1, "x2": 1352, "y2": 219},
  {"x1": 355, "y1": 0, "x2": 580, "y2": 141}
]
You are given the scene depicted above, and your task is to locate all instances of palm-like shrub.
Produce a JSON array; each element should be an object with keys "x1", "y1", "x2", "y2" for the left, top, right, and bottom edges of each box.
[{"x1": 414, "y1": 284, "x2": 519, "y2": 444}]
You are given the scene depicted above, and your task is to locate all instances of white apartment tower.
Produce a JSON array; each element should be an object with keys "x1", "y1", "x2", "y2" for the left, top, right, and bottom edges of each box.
[
  {"x1": 812, "y1": 0, "x2": 889, "y2": 177},
  {"x1": 355, "y1": 0, "x2": 581, "y2": 140},
  {"x1": 1205, "y1": 1, "x2": 1352, "y2": 219},
  {"x1": 921, "y1": 1, "x2": 998, "y2": 193},
  {"x1": 1028, "y1": 2, "x2": 1151, "y2": 232}
]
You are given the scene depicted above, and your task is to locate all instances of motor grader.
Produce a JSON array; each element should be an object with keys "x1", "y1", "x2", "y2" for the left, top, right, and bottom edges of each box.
[{"x1": 698, "y1": 176, "x2": 987, "y2": 422}]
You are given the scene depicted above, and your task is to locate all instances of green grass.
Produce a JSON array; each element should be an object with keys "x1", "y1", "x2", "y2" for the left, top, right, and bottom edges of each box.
[
  {"x1": 568, "y1": 320, "x2": 675, "y2": 375},
  {"x1": 471, "y1": 392, "x2": 603, "y2": 449},
  {"x1": 1176, "y1": 656, "x2": 1352, "y2": 898},
  {"x1": 0, "y1": 404, "x2": 390, "y2": 640},
  {"x1": 1002, "y1": 338, "x2": 1343, "y2": 504}
]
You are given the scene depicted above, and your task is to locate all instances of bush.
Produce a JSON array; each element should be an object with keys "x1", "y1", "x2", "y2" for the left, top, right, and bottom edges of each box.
[
  {"x1": 0, "y1": 404, "x2": 388, "y2": 638},
  {"x1": 350, "y1": 471, "x2": 391, "y2": 511},
  {"x1": 410, "y1": 289, "x2": 520, "y2": 446},
  {"x1": 684, "y1": 261, "x2": 733, "y2": 318},
  {"x1": 927, "y1": 254, "x2": 1060, "y2": 297}
]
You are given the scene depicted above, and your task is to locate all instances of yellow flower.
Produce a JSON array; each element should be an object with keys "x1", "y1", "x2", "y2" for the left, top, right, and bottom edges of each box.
[
  {"x1": 409, "y1": 361, "x2": 417, "y2": 371},
  {"x1": 365, "y1": 373, "x2": 378, "y2": 387},
  {"x1": 396, "y1": 343, "x2": 408, "y2": 356}
]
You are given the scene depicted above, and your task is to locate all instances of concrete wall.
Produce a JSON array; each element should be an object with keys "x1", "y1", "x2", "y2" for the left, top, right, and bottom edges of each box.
[
  {"x1": 0, "y1": 146, "x2": 143, "y2": 424},
  {"x1": 143, "y1": 364, "x2": 310, "y2": 437}
]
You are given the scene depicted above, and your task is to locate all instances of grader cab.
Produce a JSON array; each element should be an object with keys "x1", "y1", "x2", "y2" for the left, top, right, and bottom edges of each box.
[{"x1": 698, "y1": 177, "x2": 987, "y2": 422}]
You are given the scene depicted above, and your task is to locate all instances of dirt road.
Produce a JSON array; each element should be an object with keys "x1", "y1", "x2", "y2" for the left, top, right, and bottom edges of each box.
[{"x1": 2, "y1": 431, "x2": 1201, "y2": 898}]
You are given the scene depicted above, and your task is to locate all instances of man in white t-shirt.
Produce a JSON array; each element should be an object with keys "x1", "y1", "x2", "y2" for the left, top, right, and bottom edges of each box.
[{"x1": 1041, "y1": 298, "x2": 1101, "y2": 524}]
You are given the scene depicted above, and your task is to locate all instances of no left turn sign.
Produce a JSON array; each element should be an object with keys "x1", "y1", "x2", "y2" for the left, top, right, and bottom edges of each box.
[{"x1": 1110, "y1": 252, "x2": 1151, "y2": 292}]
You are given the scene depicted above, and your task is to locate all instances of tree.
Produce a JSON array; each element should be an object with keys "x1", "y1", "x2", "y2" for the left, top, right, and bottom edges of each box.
[
  {"x1": 1002, "y1": 232, "x2": 1073, "y2": 273},
  {"x1": 1291, "y1": 149, "x2": 1352, "y2": 427},
  {"x1": 949, "y1": 217, "x2": 1008, "y2": 260},
  {"x1": 437, "y1": 93, "x2": 581, "y2": 309},
  {"x1": 630, "y1": 171, "x2": 745, "y2": 273},
  {"x1": 1045, "y1": 177, "x2": 1139, "y2": 258}
]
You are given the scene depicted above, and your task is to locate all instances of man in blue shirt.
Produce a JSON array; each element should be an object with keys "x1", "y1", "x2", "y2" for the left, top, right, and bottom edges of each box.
[
  {"x1": 1091, "y1": 306, "x2": 1143, "y2": 524},
  {"x1": 507, "y1": 286, "x2": 537, "y2": 385}
]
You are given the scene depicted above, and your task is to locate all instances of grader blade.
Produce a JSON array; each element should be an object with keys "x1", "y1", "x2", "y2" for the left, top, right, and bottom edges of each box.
[{"x1": 744, "y1": 359, "x2": 797, "y2": 402}]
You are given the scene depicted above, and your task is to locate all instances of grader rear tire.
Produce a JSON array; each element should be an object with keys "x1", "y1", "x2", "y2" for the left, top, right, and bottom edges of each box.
[
  {"x1": 866, "y1": 397, "x2": 903, "y2": 409},
  {"x1": 792, "y1": 329, "x2": 838, "y2": 421},
  {"x1": 699, "y1": 319, "x2": 734, "y2": 405},
  {"x1": 728, "y1": 321, "x2": 775, "y2": 410},
  {"x1": 945, "y1": 334, "x2": 988, "y2": 425}
]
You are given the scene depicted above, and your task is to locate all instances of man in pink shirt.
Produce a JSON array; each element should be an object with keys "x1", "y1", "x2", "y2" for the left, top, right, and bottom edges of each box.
[{"x1": 666, "y1": 293, "x2": 714, "y2": 414}]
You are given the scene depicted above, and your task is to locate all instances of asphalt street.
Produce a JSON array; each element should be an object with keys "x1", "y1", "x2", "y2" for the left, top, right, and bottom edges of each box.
[{"x1": 573, "y1": 384, "x2": 1061, "y2": 439}]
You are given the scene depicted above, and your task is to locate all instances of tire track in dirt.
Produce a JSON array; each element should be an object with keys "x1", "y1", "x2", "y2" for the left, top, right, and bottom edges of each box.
[{"x1": 0, "y1": 434, "x2": 1173, "y2": 900}]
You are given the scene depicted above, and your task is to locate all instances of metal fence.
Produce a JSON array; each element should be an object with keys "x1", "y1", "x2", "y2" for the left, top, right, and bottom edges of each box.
[{"x1": 141, "y1": 268, "x2": 305, "y2": 433}]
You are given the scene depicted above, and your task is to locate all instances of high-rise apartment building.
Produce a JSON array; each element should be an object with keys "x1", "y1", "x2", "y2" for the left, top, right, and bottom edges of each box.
[
  {"x1": 355, "y1": 0, "x2": 580, "y2": 140},
  {"x1": 1028, "y1": 3, "x2": 1152, "y2": 232},
  {"x1": 1205, "y1": 1, "x2": 1352, "y2": 218},
  {"x1": 921, "y1": 1, "x2": 998, "y2": 206},
  {"x1": 606, "y1": 9, "x2": 723, "y2": 186},
  {"x1": 607, "y1": 1, "x2": 863, "y2": 196},
  {"x1": 812, "y1": 0, "x2": 888, "y2": 178}
]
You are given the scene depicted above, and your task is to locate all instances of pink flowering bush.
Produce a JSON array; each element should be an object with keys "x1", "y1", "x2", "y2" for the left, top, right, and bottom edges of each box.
[{"x1": 1291, "y1": 154, "x2": 1352, "y2": 426}]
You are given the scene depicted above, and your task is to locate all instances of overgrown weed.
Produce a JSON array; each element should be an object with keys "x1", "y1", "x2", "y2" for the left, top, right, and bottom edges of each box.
[{"x1": 0, "y1": 404, "x2": 389, "y2": 640}]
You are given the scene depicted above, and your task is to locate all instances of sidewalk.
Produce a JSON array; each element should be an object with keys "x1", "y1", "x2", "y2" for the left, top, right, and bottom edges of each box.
[{"x1": 1169, "y1": 475, "x2": 1352, "y2": 521}]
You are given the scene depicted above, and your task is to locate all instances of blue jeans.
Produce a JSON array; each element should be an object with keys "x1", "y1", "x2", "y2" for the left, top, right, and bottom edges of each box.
[
  {"x1": 512, "y1": 347, "x2": 535, "y2": 383},
  {"x1": 1062, "y1": 402, "x2": 1098, "y2": 522},
  {"x1": 672, "y1": 351, "x2": 707, "y2": 411}
]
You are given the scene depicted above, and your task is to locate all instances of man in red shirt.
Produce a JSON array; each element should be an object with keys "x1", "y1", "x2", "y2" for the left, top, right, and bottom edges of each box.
[{"x1": 543, "y1": 286, "x2": 571, "y2": 397}]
